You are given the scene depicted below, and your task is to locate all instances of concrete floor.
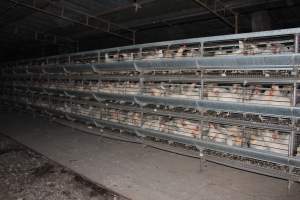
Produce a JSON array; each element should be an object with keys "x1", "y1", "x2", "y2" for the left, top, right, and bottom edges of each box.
[{"x1": 0, "y1": 111, "x2": 300, "y2": 200}]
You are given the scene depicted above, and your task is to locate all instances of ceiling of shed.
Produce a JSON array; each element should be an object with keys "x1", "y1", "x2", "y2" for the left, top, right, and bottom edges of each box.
[{"x1": 0, "y1": 0, "x2": 300, "y2": 61}]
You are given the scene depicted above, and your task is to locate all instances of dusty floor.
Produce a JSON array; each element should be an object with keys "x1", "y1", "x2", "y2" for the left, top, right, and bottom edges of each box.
[
  {"x1": 0, "y1": 134, "x2": 128, "y2": 200},
  {"x1": 1, "y1": 111, "x2": 300, "y2": 200}
]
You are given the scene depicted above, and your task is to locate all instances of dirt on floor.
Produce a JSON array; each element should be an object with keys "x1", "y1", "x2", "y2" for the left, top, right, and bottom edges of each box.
[{"x1": 0, "y1": 134, "x2": 128, "y2": 200}]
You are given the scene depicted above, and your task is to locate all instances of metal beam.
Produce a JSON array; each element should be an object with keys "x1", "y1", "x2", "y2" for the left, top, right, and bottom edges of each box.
[
  {"x1": 0, "y1": 1, "x2": 51, "y2": 29},
  {"x1": 0, "y1": 2, "x2": 17, "y2": 19},
  {"x1": 96, "y1": 0, "x2": 158, "y2": 16},
  {"x1": 54, "y1": 0, "x2": 287, "y2": 40},
  {"x1": 0, "y1": 25, "x2": 76, "y2": 46},
  {"x1": 18, "y1": 26, "x2": 75, "y2": 45},
  {"x1": 7, "y1": 0, "x2": 135, "y2": 43},
  {"x1": 73, "y1": 0, "x2": 256, "y2": 39},
  {"x1": 193, "y1": 0, "x2": 238, "y2": 32},
  {"x1": 70, "y1": 7, "x2": 231, "y2": 39},
  {"x1": 109, "y1": 0, "x2": 283, "y2": 31}
]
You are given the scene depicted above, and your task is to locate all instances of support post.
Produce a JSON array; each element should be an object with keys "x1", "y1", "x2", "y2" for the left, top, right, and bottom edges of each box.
[
  {"x1": 234, "y1": 13, "x2": 239, "y2": 34},
  {"x1": 295, "y1": 34, "x2": 299, "y2": 53}
]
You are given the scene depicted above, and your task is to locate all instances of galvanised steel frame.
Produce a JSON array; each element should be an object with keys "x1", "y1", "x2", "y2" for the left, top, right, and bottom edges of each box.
[{"x1": 1, "y1": 27, "x2": 300, "y2": 182}]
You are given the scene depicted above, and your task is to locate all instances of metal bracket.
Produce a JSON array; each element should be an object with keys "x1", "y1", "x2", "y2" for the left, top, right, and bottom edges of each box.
[
  {"x1": 65, "y1": 113, "x2": 75, "y2": 121},
  {"x1": 92, "y1": 93, "x2": 105, "y2": 102},
  {"x1": 134, "y1": 96, "x2": 147, "y2": 107},
  {"x1": 93, "y1": 120, "x2": 105, "y2": 129},
  {"x1": 134, "y1": 130, "x2": 147, "y2": 145}
]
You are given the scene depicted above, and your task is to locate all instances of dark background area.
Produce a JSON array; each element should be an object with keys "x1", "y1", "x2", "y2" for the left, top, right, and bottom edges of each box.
[{"x1": 0, "y1": 0, "x2": 300, "y2": 62}]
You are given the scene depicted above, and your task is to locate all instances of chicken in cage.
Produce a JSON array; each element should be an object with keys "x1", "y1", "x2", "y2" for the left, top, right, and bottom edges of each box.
[
  {"x1": 249, "y1": 129, "x2": 289, "y2": 155},
  {"x1": 204, "y1": 69, "x2": 292, "y2": 79},
  {"x1": 162, "y1": 45, "x2": 198, "y2": 58},
  {"x1": 202, "y1": 123, "x2": 243, "y2": 147},
  {"x1": 104, "y1": 52, "x2": 119, "y2": 63},
  {"x1": 142, "y1": 49, "x2": 164, "y2": 59},
  {"x1": 205, "y1": 39, "x2": 294, "y2": 57},
  {"x1": 206, "y1": 83, "x2": 293, "y2": 106},
  {"x1": 206, "y1": 83, "x2": 245, "y2": 102},
  {"x1": 167, "y1": 83, "x2": 200, "y2": 99},
  {"x1": 143, "y1": 82, "x2": 201, "y2": 99},
  {"x1": 95, "y1": 81, "x2": 140, "y2": 95},
  {"x1": 127, "y1": 111, "x2": 141, "y2": 126},
  {"x1": 158, "y1": 117, "x2": 201, "y2": 138},
  {"x1": 247, "y1": 85, "x2": 292, "y2": 106},
  {"x1": 3, "y1": 27, "x2": 300, "y2": 176},
  {"x1": 142, "y1": 115, "x2": 163, "y2": 131}
]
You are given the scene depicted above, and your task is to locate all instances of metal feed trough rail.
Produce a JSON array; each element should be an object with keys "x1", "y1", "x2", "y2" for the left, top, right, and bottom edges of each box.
[{"x1": 2, "y1": 27, "x2": 300, "y2": 183}]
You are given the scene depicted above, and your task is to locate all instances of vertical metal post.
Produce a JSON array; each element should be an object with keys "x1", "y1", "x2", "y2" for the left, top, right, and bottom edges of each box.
[
  {"x1": 97, "y1": 51, "x2": 101, "y2": 63},
  {"x1": 293, "y1": 82, "x2": 297, "y2": 107},
  {"x1": 234, "y1": 13, "x2": 239, "y2": 34},
  {"x1": 242, "y1": 81, "x2": 246, "y2": 103},
  {"x1": 199, "y1": 148, "x2": 205, "y2": 172},
  {"x1": 86, "y1": 15, "x2": 89, "y2": 25},
  {"x1": 295, "y1": 34, "x2": 299, "y2": 53},
  {"x1": 200, "y1": 77, "x2": 204, "y2": 100},
  {"x1": 140, "y1": 109, "x2": 144, "y2": 128},
  {"x1": 290, "y1": 69, "x2": 297, "y2": 156},
  {"x1": 288, "y1": 65, "x2": 298, "y2": 191},
  {"x1": 200, "y1": 70, "x2": 204, "y2": 140},
  {"x1": 200, "y1": 42, "x2": 204, "y2": 57},
  {"x1": 241, "y1": 81, "x2": 246, "y2": 147},
  {"x1": 289, "y1": 121, "x2": 296, "y2": 156},
  {"x1": 139, "y1": 48, "x2": 143, "y2": 59}
]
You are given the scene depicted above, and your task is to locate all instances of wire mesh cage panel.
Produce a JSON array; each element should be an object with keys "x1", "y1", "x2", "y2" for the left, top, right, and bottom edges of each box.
[
  {"x1": 31, "y1": 58, "x2": 47, "y2": 66},
  {"x1": 142, "y1": 82, "x2": 201, "y2": 99},
  {"x1": 142, "y1": 69, "x2": 200, "y2": 76},
  {"x1": 100, "y1": 50, "x2": 119, "y2": 63},
  {"x1": 70, "y1": 52, "x2": 98, "y2": 64},
  {"x1": 296, "y1": 133, "x2": 300, "y2": 157},
  {"x1": 141, "y1": 45, "x2": 168, "y2": 60},
  {"x1": 160, "y1": 43, "x2": 202, "y2": 58},
  {"x1": 204, "y1": 69, "x2": 293, "y2": 79},
  {"x1": 105, "y1": 81, "x2": 139, "y2": 95},
  {"x1": 51, "y1": 98, "x2": 69, "y2": 113},
  {"x1": 3, "y1": 27, "x2": 300, "y2": 172},
  {"x1": 99, "y1": 70, "x2": 138, "y2": 76},
  {"x1": 203, "y1": 35, "x2": 295, "y2": 57},
  {"x1": 142, "y1": 114, "x2": 201, "y2": 138},
  {"x1": 119, "y1": 48, "x2": 140, "y2": 61},
  {"x1": 204, "y1": 83, "x2": 293, "y2": 106},
  {"x1": 28, "y1": 65, "x2": 45, "y2": 74},
  {"x1": 202, "y1": 122, "x2": 243, "y2": 147},
  {"x1": 246, "y1": 128, "x2": 290, "y2": 155},
  {"x1": 32, "y1": 94, "x2": 50, "y2": 108},
  {"x1": 202, "y1": 109, "x2": 293, "y2": 127},
  {"x1": 100, "y1": 107, "x2": 141, "y2": 126},
  {"x1": 57, "y1": 56, "x2": 70, "y2": 65},
  {"x1": 14, "y1": 65, "x2": 28, "y2": 74},
  {"x1": 204, "y1": 40, "x2": 244, "y2": 57}
]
